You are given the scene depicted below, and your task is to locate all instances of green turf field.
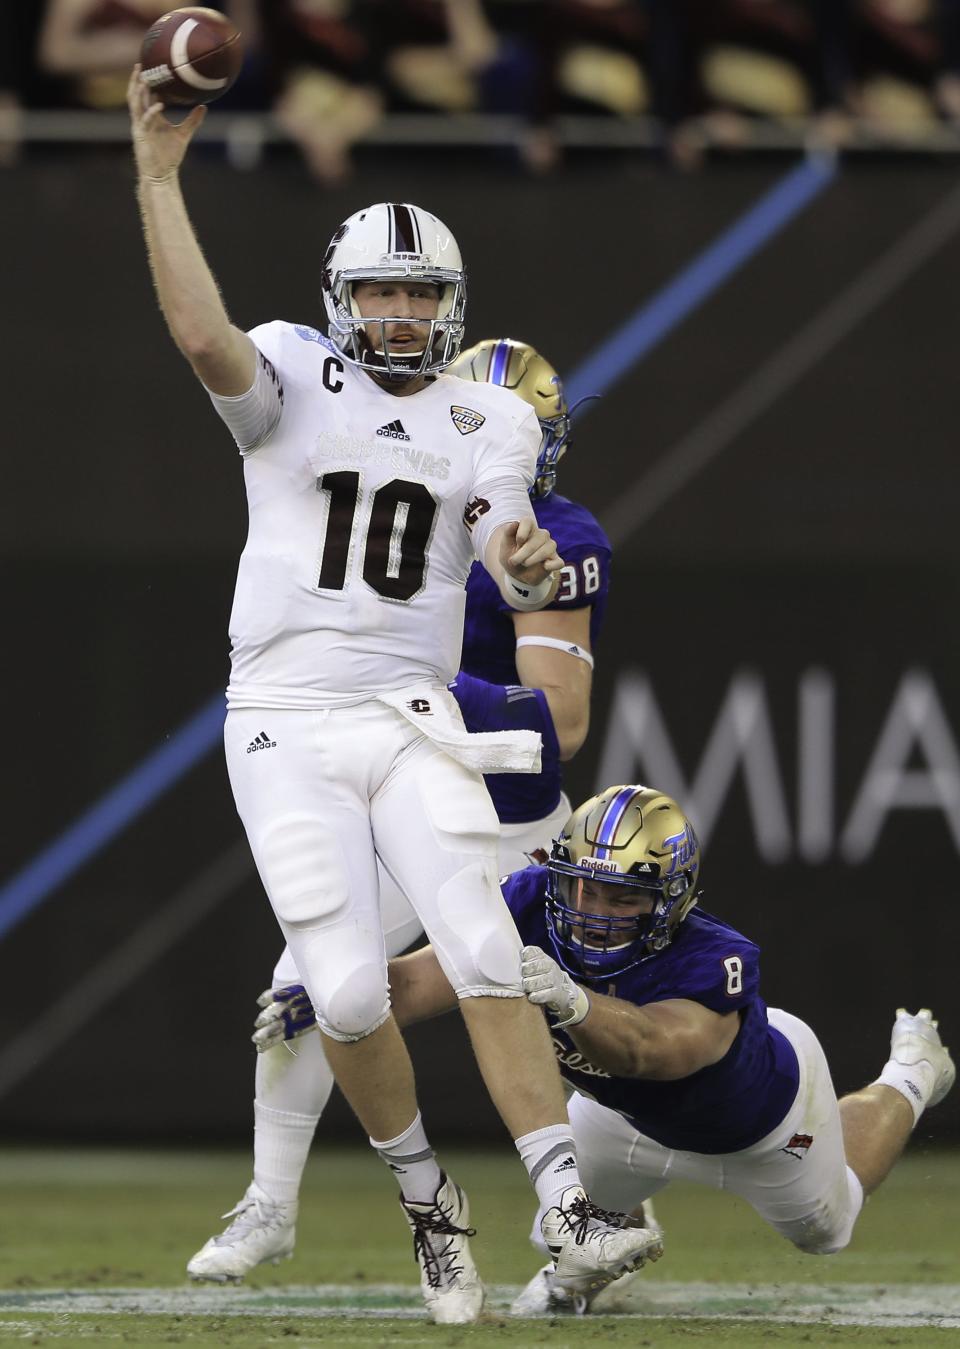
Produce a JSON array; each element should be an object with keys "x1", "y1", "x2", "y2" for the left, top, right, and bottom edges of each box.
[{"x1": 1, "y1": 1144, "x2": 958, "y2": 1346}]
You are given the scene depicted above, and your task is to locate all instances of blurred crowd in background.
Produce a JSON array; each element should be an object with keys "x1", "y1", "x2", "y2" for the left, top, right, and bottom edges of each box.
[{"x1": 5, "y1": 1, "x2": 960, "y2": 178}]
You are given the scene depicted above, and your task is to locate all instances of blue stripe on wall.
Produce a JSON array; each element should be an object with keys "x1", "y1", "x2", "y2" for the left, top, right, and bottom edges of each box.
[
  {"x1": 0, "y1": 695, "x2": 225, "y2": 940},
  {"x1": 567, "y1": 155, "x2": 836, "y2": 409}
]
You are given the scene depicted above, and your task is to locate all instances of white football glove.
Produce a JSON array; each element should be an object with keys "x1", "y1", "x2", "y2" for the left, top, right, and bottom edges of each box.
[
  {"x1": 251, "y1": 984, "x2": 317, "y2": 1053},
  {"x1": 520, "y1": 945, "x2": 591, "y2": 1028}
]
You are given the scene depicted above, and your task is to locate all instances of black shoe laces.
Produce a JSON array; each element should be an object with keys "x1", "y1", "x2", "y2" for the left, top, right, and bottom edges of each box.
[
  {"x1": 557, "y1": 1194, "x2": 625, "y2": 1247},
  {"x1": 404, "y1": 1194, "x2": 477, "y2": 1290}
]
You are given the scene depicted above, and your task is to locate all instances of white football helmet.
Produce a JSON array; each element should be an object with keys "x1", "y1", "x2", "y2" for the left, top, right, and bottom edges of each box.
[{"x1": 320, "y1": 202, "x2": 467, "y2": 380}]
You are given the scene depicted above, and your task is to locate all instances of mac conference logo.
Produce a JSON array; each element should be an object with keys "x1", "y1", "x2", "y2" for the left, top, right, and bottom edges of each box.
[{"x1": 450, "y1": 405, "x2": 486, "y2": 435}]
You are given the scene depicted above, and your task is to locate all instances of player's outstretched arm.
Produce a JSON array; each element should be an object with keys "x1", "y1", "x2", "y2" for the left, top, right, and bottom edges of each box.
[
  {"x1": 569, "y1": 992, "x2": 740, "y2": 1080},
  {"x1": 127, "y1": 66, "x2": 255, "y2": 396},
  {"x1": 521, "y1": 945, "x2": 739, "y2": 1079},
  {"x1": 388, "y1": 947, "x2": 460, "y2": 1027},
  {"x1": 486, "y1": 518, "x2": 564, "y2": 612}
]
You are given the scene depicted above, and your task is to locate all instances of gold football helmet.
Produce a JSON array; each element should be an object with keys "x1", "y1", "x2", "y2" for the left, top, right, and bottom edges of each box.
[
  {"x1": 449, "y1": 338, "x2": 571, "y2": 497},
  {"x1": 546, "y1": 785, "x2": 701, "y2": 977}
]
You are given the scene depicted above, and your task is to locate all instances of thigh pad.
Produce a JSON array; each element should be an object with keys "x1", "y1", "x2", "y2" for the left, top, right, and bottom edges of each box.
[{"x1": 258, "y1": 814, "x2": 351, "y2": 930}]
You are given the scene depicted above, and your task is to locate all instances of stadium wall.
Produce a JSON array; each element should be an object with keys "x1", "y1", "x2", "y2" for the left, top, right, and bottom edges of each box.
[{"x1": 2, "y1": 152, "x2": 957, "y2": 1143}]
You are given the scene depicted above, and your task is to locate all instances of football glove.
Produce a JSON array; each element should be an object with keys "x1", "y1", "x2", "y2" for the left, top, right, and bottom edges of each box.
[
  {"x1": 520, "y1": 945, "x2": 591, "y2": 1029},
  {"x1": 251, "y1": 984, "x2": 317, "y2": 1053}
]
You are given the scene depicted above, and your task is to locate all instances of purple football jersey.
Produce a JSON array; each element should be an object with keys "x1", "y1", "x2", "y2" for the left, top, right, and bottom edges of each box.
[
  {"x1": 461, "y1": 493, "x2": 612, "y2": 823},
  {"x1": 503, "y1": 867, "x2": 800, "y2": 1154}
]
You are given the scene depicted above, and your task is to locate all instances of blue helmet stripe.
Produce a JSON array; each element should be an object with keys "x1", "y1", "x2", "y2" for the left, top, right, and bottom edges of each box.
[
  {"x1": 490, "y1": 340, "x2": 511, "y2": 387},
  {"x1": 594, "y1": 786, "x2": 637, "y2": 859}
]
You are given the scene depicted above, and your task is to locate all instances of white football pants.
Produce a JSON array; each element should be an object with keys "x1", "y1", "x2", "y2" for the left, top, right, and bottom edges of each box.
[
  {"x1": 270, "y1": 791, "x2": 573, "y2": 985},
  {"x1": 532, "y1": 1009, "x2": 863, "y2": 1256},
  {"x1": 225, "y1": 702, "x2": 531, "y2": 1041},
  {"x1": 247, "y1": 786, "x2": 573, "y2": 1197}
]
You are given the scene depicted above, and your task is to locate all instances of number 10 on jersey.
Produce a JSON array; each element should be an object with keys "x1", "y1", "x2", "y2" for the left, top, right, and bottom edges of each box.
[{"x1": 316, "y1": 471, "x2": 440, "y2": 603}]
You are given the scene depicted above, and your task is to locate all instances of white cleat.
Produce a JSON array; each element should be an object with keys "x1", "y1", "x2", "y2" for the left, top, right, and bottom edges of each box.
[
  {"x1": 399, "y1": 1173, "x2": 485, "y2": 1324},
  {"x1": 890, "y1": 1007, "x2": 956, "y2": 1108},
  {"x1": 511, "y1": 1262, "x2": 574, "y2": 1316},
  {"x1": 186, "y1": 1182, "x2": 296, "y2": 1283},
  {"x1": 539, "y1": 1187, "x2": 664, "y2": 1303},
  {"x1": 513, "y1": 1198, "x2": 664, "y2": 1317}
]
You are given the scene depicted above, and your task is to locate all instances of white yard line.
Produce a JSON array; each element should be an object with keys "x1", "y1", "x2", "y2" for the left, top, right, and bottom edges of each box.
[{"x1": 2, "y1": 1283, "x2": 960, "y2": 1328}]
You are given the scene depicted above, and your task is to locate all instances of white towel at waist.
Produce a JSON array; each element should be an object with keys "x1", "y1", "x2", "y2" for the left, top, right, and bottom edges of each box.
[{"x1": 377, "y1": 684, "x2": 542, "y2": 776}]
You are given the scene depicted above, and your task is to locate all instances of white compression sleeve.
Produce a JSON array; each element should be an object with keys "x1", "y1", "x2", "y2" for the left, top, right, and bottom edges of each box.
[{"x1": 206, "y1": 350, "x2": 284, "y2": 455}]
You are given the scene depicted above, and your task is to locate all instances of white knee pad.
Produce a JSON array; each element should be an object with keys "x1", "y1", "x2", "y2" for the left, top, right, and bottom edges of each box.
[
  {"x1": 432, "y1": 862, "x2": 524, "y2": 997},
  {"x1": 791, "y1": 1166, "x2": 864, "y2": 1255},
  {"x1": 258, "y1": 815, "x2": 350, "y2": 930},
  {"x1": 312, "y1": 960, "x2": 391, "y2": 1043}
]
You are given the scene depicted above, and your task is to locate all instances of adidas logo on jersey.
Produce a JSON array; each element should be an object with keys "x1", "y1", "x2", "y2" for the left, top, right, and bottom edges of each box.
[
  {"x1": 376, "y1": 419, "x2": 410, "y2": 441},
  {"x1": 246, "y1": 731, "x2": 276, "y2": 754}
]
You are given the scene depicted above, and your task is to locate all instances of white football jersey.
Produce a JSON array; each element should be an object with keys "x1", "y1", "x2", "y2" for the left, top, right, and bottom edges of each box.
[{"x1": 212, "y1": 321, "x2": 541, "y2": 708}]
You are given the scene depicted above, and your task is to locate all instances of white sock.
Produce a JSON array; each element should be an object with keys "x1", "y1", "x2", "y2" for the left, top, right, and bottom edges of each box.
[
  {"x1": 516, "y1": 1124, "x2": 582, "y2": 1212},
  {"x1": 253, "y1": 1101, "x2": 318, "y2": 1204},
  {"x1": 873, "y1": 1057, "x2": 938, "y2": 1126},
  {"x1": 255, "y1": 1026, "x2": 335, "y2": 1115},
  {"x1": 250, "y1": 1029, "x2": 335, "y2": 1204},
  {"x1": 370, "y1": 1111, "x2": 442, "y2": 1204}
]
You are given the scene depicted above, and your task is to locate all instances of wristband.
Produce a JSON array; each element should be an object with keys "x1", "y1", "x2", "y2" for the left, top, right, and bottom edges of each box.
[{"x1": 504, "y1": 572, "x2": 554, "y2": 610}]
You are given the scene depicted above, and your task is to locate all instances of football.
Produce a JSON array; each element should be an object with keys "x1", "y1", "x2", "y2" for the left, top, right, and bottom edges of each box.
[{"x1": 140, "y1": 7, "x2": 243, "y2": 107}]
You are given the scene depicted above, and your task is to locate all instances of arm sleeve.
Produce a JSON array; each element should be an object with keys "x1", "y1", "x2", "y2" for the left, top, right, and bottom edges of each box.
[
  {"x1": 469, "y1": 474, "x2": 536, "y2": 563},
  {"x1": 205, "y1": 347, "x2": 284, "y2": 456},
  {"x1": 467, "y1": 409, "x2": 540, "y2": 562}
]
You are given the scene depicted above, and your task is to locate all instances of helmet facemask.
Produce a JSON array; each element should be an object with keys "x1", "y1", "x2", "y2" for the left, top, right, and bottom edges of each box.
[
  {"x1": 534, "y1": 392, "x2": 600, "y2": 498},
  {"x1": 321, "y1": 203, "x2": 467, "y2": 382},
  {"x1": 533, "y1": 402, "x2": 572, "y2": 498},
  {"x1": 328, "y1": 267, "x2": 466, "y2": 381}
]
